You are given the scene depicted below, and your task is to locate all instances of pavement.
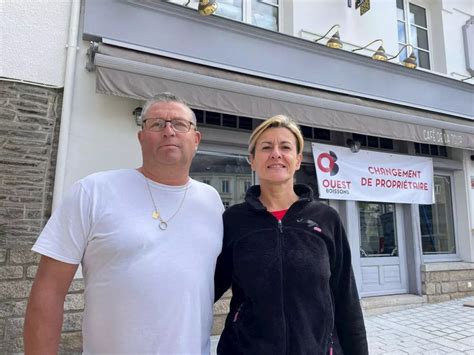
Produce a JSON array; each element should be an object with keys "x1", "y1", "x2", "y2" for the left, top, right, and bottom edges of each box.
[{"x1": 210, "y1": 295, "x2": 474, "y2": 354}]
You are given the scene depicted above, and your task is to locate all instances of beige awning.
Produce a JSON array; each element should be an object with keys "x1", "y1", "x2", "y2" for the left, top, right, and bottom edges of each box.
[{"x1": 92, "y1": 43, "x2": 474, "y2": 150}]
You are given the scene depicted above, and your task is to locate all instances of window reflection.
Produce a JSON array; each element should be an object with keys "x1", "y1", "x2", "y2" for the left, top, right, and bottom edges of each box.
[
  {"x1": 397, "y1": 21, "x2": 406, "y2": 43},
  {"x1": 251, "y1": 0, "x2": 278, "y2": 31},
  {"x1": 396, "y1": 0, "x2": 405, "y2": 19},
  {"x1": 190, "y1": 152, "x2": 252, "y2": 208},
  {"x1": 418, "y1": 50, "x2": 430, "y2": 69},
  {"x1": 359, "y1": 202, "x2": 398, "y2": 257},
  {"x1": 215, "y1": 0, "x2": 243, "y2": 21},
  {"x1": 409, "y1": 3, "x2": 427, "y2": 27},
  {"x1": 419, "y1": 176, "x2": 456, "y2": 254},
  {"x1": 415, "y1": 27, "x2": 429, "y2": 49},
  {"x1": 183, "y1": 0, "x2": 279, "y2": 31},
  {"x1": 294, "y1": 163, "x2": 328, "y2": 204}
]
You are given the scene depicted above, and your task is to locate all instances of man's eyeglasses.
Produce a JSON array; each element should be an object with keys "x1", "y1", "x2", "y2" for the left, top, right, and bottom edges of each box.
[{"x1": 142, "y1": 118, "x2": 195, "y2": 133}]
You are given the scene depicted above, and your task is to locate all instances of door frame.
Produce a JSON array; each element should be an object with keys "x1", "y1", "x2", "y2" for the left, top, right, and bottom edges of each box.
[{"x1": 351, "y1": 201, "x2": 409, "y2": 297}]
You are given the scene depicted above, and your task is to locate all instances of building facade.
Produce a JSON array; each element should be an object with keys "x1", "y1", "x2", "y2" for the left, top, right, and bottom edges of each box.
[{"x1": 1, "y1": 0, "x2": 473, "y2": 351}]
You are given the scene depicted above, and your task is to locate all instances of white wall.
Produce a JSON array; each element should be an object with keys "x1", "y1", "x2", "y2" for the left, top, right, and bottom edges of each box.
[
  {"x1": 291, "y1": 0, "x2": 473, "y2": 80},
  {"x1": 1, "y1": 0, "x2": 72, "y2": 86},
  {"x1": 293, "y1": 0, "x2": 399, "y2": 56},
  {"x1": 62, "y1": 39, "x2": 143, "y2": 190},
  {"x1": 441, "y1": 0, "x2": 474, "y2": 79}
]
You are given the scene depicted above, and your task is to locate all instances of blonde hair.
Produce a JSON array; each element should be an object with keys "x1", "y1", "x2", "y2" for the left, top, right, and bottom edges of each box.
[{"x1": 248, "y1": 115, "x2": 304, "y2": 156}]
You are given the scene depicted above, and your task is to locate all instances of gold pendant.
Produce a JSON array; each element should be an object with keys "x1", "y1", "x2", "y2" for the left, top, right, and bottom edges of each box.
[{"x1": 152, "y1": 211, "x2": 160, "y2": 219}]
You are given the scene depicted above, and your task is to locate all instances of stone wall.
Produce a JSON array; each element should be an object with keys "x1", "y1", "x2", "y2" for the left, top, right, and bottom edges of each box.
[
  {"x1": 212, "y1": 290, "x2": 231, "y2": 335},
  {"x1": 0, "y1": 80, "x2": 84, "y2": 353},
  {"x1": 421, "y1": 262, "x2": 474, "y2": 303}
]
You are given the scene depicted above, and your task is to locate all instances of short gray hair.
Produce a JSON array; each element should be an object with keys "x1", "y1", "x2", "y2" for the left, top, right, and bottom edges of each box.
[{"x1": 141, "y1": 92, "x2": 196, "y2": 126}]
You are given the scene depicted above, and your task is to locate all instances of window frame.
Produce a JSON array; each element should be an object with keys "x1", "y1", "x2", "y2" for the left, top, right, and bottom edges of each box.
[
  {"x1": 174, "y1": 0, "x2": 281, "y2": 31},
  {"x1": 245, "y1": 0, "x2": 280, "y2": 31},
  {"x1": 414, "y1": 142, "x2": 448, "y2": 158},
  {"x1": 193, "y1": 109, "x2": 254, "y2": 132},
  {"x1": 358, "y1": 201, "x2": 399, "y2": 258},
  {"x1": 352, "y1": 133, "x2": 395, "y2": 151},
  {"x1": 221, "y1": 179, "x2": 230, "y2": 194},
  {"x1": 396, "y1": 0, "x2": 433, "y2": 70},
  {"x1": 420, "y1": 171, "x2": 460, "y2": 263}
]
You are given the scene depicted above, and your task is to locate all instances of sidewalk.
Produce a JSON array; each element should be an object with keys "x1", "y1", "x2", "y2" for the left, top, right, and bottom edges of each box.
[
  {"x1": 366, "y1": 296, "x2": 474, "y2": 354},
  {"x1": 211, "y1": 296, "x2": 474, "y2": 354}
]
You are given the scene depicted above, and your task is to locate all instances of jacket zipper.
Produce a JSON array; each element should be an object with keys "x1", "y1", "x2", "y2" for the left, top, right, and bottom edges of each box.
[
  {"x1": 328, "y1": 288, "x2": 336, "y2": 354},
  {"x1": 277, "y1": 219, "x2": 289, "y2": 354},
  {"x1": 233, "y1": 303, "x2": 243, "y2": 322},
  {"x1": 328, "y1": 333, "x2": 334, "y2": 355}
]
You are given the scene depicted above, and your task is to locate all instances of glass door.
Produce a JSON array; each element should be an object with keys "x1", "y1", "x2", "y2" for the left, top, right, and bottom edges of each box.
[{"x1": 358, "y1": 202, "x2": 408, "y2": 296}]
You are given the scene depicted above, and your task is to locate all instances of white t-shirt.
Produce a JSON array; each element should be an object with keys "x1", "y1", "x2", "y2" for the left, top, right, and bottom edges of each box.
[{"x1": 33, "y1": 169, "x2": 224, "y2": 354}]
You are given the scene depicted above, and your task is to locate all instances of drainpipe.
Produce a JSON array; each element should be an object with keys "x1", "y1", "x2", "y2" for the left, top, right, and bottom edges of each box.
[{"x1": 52, "y1": 0, "x2": 81, "y2": 210}]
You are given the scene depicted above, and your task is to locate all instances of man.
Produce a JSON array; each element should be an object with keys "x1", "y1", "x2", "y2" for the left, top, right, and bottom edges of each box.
[{"x1": 24, "y1": 93, "x2": 224, "y2": 354}]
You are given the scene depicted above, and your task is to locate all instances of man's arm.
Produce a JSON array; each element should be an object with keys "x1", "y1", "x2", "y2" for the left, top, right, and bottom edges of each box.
[{"x1": 24, "y1": 255, "x2": 79, "y2": 355}]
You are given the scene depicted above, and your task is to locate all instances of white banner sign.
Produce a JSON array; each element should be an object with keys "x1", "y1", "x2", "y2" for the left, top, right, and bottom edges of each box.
[{"x1": 312, "y1": 143, "x2": 434, "y2": 204}]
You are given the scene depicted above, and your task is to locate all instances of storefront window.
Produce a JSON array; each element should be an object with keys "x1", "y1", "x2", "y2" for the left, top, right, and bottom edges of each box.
[
  {"x1": 419, "y1": 175, "x2": 456, "y2": 254},
  {"x1": 190, "y1": 152, "x2": 252, "y2": 207},
  {"x1": 359, "y1": 202, "x2": 398, "y2": 257}
]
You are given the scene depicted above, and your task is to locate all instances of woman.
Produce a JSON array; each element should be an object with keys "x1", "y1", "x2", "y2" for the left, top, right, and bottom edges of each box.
[{"x1": 214, "y1": 115, "x2": 368, "y2": 355}]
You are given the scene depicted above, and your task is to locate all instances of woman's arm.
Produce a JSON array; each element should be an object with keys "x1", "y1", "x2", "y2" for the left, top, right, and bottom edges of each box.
[
  {"x1": 214, "y1": 243, "x2": 233, "y2": 302},
  {"x1": 214, "y1": 213, "x2": 233, "y2": 302}
]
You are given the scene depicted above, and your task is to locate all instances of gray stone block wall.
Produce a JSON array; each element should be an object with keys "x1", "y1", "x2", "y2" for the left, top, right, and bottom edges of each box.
[
  {"x1": 421, "y1": 263, "x2": 474, "y2": 303},
  {"x1": 0, "y1": 80, "x2": 84, "y2": 353}
]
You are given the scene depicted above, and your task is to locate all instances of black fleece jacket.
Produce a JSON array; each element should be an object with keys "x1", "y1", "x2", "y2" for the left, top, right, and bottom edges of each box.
[{"x1": 214, "y1": 184, "x2": 368, "y2": 355}]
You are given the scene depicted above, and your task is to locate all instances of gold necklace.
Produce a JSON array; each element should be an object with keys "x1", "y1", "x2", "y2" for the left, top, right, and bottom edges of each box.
[{"x1": 144, "y1": 178, "x2": 188, "y2": 230}]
